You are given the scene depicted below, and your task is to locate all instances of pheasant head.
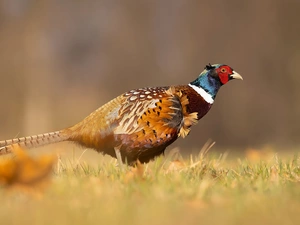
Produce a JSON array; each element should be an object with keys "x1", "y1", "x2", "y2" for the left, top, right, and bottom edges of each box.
[{"x1": 189, "y1": 64, "x2": 243, "y2": 102}]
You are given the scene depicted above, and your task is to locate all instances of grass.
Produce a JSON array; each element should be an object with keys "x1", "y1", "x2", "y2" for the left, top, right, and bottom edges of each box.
[{"x1": 1, "y1": 145, "x2": 300, "y2": 225}]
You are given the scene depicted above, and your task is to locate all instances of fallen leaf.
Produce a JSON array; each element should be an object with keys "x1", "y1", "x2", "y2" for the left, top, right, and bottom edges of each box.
[
  {"x1": 124, "y1": 160, "x2": 144, "y2": 183},
  {"x1": 0, "y1": 145, "x2": 57, "y2": 193}
]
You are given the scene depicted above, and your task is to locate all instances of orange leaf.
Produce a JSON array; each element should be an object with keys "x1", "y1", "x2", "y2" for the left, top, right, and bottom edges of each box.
[{"x1": 0, "y1": 145, "x2": 57, "y2": 192}]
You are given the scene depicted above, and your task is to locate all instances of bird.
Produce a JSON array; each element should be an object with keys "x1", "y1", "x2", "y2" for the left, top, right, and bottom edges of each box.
[{"x1": 0, "y1": 63, "x2": 242, "y2": 165}]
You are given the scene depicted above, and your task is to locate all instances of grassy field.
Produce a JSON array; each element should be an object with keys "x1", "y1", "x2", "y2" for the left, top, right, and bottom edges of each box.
[{"x1": 1, "y1": 145, "x2": 300, "y2": 225}]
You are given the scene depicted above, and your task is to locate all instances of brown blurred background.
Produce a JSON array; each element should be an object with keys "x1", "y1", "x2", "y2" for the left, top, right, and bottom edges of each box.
[{"x1": 0, "y1": 0, "x2": 299, "y2": 154}]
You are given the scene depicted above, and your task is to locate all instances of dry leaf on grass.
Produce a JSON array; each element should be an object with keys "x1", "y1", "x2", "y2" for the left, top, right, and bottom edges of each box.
[
  {"x1": 0, "y1": 145, "x2": 57, "y2": 193},
  {"x1": 245, "y1": 146, "x2": 274, "y2": 162},
  {"x1": 124, "y1": 160, "x2": 145, "y2": 183},
  {"x1": 165, "y1": 160, "x2": 186, "y2": 173}
]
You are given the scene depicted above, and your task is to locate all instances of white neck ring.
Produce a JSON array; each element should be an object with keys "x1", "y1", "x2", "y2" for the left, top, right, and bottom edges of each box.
[{"x1": 188, "y1": 84, "x2": 214, "y2": 104}]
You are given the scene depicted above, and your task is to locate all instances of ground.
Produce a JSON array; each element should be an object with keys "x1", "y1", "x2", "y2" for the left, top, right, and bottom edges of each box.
[{"x1": 1, "y1": 144, "x2": 300, "y2": 225}]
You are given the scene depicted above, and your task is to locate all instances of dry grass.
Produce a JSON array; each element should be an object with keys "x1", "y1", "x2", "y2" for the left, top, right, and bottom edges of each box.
[{"x1": 1, "y1": 144, "x2": 300, "y2": 225}]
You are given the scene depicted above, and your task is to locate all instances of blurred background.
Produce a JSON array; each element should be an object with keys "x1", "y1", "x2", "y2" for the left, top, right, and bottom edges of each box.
[{"x1": 0, "y1": 0, "x2": 299, "y2": 156}]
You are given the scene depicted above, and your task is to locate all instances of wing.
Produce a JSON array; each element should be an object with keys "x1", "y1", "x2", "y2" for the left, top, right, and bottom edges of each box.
[
  {"x1": 114, "y1": 87, "x2": 179, "y2": 135},
  {"x1": 114, "y1": 86, "x2": 198, "y2": 153}
]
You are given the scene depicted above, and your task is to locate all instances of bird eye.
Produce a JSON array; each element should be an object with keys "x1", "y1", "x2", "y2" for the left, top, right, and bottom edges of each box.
[{"x1": 221, "y1": 68, "x2": 227, "y2": 73}]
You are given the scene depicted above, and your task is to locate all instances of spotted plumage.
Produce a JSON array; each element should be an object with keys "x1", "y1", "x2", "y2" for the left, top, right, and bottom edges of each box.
[{"x1": 0, "y1": 64, "x2": 242, "y2": 164}]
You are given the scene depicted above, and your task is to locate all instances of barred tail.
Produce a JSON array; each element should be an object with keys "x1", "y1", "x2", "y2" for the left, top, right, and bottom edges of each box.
[{"x1": 0, "y1": 130, "x2": 70, "y2": 155}]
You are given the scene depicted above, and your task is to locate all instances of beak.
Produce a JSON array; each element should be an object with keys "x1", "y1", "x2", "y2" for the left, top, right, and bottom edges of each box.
[{"x1": 230, "y1": 71, "x2": 243, "y2": 80}]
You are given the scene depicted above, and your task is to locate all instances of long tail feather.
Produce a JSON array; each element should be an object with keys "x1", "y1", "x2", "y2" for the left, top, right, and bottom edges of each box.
[{"x1": 0, "y1": 130, "x2": 70, "y2": 155}]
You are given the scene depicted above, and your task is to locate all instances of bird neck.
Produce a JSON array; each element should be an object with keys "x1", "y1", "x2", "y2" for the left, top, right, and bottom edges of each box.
[{"x1": 189, "y1": 73, "x2": 221, "y2": 100}]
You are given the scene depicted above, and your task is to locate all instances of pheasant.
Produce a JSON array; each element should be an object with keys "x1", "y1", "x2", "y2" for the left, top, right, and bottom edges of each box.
[{"x1": 0, "y1": 64, "x2": 242, "y2": 164}]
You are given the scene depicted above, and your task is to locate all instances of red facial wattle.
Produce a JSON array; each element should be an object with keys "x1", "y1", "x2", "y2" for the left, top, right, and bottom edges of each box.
[{"x1": 217, "y1": 66, "x2": 233, "y2": 85}]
